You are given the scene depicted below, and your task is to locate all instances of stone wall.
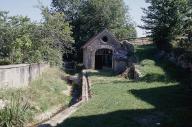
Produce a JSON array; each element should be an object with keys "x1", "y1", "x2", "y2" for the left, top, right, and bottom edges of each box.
[
  {"x1": 81, "y1": 70, "x2": 91, "y2": 102},
  {"x1": 0, "y1": 63, "x2": 49, "y2": 88},
  {"x1": 114, "y1": 61, "x2": 127, "y2": 74},
  {"x1": 83, "y1": 30, "x2": 123, "y2": 70},
  {"x1": 129, "y1": 37, "x2": 153, "y2": 45}
]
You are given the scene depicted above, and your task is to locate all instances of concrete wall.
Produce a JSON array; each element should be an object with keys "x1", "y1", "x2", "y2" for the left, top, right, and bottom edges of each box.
[{"x1": 0, "y1": 63, "x2": 49, "y2": 88}]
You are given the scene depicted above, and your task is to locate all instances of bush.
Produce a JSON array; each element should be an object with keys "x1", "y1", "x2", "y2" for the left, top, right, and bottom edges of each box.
[
  {"x1": 0, "y1": 60, "x2": 11, "y2": 65},
  {"x1": 173, "y1": 47, "x2": 192, "y2": 63},
  {"x1": 0, "y1": 92, "x2": 32, "y2": 127}
]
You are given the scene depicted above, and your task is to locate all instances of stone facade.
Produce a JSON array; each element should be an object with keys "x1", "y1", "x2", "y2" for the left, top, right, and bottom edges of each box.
[{"x1": 82, "y1": 29, "x2": 133, "y2": 73}]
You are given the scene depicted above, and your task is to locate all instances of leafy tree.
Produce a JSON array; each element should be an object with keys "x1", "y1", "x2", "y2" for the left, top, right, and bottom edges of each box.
[
  {"x1": 0, "y1": 11, "x2": 12, "y2": 59},
  {"x1": 52, "y1": 0, "x2": 136, "y2": 60},
  {"x1": 141, "y1": 0, "x2": 189, "y2": 52},
  {"x1": 40, "y1": 7, "x2": 74, "y2": 65},
  {"x1": 182, "y1": 0, "x2": 192, "y2": 47},
  {"x1": 8, "y1": 16, "x2": 34, "y2": 63},
  {"x1": 52, "y1": 0, "x2": 82, "y2": 21},
  {"x1": 0, "y1": 9, "x2": 74, "y2": 65}
]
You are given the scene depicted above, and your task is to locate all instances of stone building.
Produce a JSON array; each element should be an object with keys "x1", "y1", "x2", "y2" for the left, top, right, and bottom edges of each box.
[{"x1": 82, "y1": 29, "x2": 134, "y2": 73}]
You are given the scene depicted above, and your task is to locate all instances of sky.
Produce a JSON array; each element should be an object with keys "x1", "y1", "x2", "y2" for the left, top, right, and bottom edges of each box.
[
  {"x1": 0, "y1": 0, "x2": 149, "y2": 37},
  {"x1": 125, "y1": 0, "x2": 149, "y2": 37}
]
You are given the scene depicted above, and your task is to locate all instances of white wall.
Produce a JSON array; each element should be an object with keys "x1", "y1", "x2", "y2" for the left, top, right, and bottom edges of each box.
[{"x1": 0, "y1": 64, "x2": 49, "y2": 88}]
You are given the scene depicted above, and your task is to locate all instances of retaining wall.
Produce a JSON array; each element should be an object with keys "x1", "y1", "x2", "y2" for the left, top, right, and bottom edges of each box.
[
  {"x1": 0, "y1": 63, "x2": 49, "y2": 88},
  {"x1": 82, "y1": 70, "x2": 90, "y2": 102}
]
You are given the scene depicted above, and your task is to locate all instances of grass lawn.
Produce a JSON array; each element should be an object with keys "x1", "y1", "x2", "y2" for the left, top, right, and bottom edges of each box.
[
  {"x1": 57, "y1": 45, "x2": 192, "y2": 127},
  {"x1": 0, "y1": 67, "x2": 71, "y2": 124}
]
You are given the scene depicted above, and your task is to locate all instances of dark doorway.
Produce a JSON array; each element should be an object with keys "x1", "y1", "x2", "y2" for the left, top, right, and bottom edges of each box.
[{"x1": 95, "y1": 49, "x2": 112, "y2": 69}]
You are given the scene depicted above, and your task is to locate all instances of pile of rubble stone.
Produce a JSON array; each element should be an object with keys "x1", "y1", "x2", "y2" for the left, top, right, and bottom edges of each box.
[{"x1": 120, "y1": 40, "x2": 142, "y2": 80}]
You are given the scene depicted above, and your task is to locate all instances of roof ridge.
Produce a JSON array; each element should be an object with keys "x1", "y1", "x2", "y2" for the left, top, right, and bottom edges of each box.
[{"x1": 82, "y1": 29, "x2": 118, "y2": 49}]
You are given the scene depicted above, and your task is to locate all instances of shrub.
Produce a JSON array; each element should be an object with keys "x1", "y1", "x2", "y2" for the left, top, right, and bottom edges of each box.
[
  {"x1": 0, "y1": 92, "x2": 32, "y2": 127},
  {"x1": 0, "y1": 60, "x2": 11, "y2": 65}
]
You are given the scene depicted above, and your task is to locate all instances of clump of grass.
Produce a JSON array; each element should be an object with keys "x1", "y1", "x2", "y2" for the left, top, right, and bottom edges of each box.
[{"x1": 0, "y1": 92, "x2": 32, "y2": 127}]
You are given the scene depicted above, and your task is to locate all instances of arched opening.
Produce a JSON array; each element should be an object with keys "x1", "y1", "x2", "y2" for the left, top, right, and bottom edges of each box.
[{"x1": 95, "y1": 49, "x2": 113, "y2": 69}]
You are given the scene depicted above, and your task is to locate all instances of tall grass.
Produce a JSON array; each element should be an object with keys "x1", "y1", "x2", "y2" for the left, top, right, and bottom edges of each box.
[{"x1": 0, "y1": 92, "x2": 32, "y2": 127}]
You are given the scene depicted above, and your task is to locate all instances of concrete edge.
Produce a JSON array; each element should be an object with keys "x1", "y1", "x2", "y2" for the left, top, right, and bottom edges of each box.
[
  {"x1": 0, "y1": 64, "x2": 30, "y2": 69},
  {"x1": 0, "y1": 63, "x2": 48, "y2": 69}
]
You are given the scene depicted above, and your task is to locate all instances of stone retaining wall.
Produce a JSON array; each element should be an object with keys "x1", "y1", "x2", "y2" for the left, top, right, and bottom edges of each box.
[
  {"x1": 129, "y1": 37, "x2": 153, "y2": 45},
  {"x1": 82, "y1": 70, "x2": 91, "y2": 102},
  {"x1": 0, "y1": 63, "x2": 49, "y2": 88}
]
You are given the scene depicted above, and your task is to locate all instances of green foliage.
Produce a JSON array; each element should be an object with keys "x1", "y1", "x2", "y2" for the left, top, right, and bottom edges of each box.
[
  {"x1": 141, "y1": 0, "x2": 189, "y2": 52},
  {"x1": 0, "y1": 92, "x2": 32, "y2": 127},
  {"x1": 0, "y1": 59, "x2": 11, "y2": 65},
  {"x1": 0, "y1": 9, "x2": 74, "y2": 65},
  {"x1": 41, "y1": 8, "x2": 74, "y2": 65},
  {"x1": 0, "y1": 11, "x2": 12, "y2": 59},
  {"x1": 178, "y1": 0, "x2": 192, "y2": 52},
  {"x1": 52, "y1": 0, "x2": 137, "y2": 59}
]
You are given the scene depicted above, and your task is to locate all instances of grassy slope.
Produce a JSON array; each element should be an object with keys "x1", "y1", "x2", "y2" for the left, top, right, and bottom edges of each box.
[
  {"x1": 0, "y1": 67, "x2": 71, "y2": 122},
  {"x1": 58, "y1": 45, "x2": 192, "y2": 127}
]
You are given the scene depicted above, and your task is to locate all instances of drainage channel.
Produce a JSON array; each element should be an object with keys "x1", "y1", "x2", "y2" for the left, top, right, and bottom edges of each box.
[{"x1": 29, "y1": 70, "x2": 90, "y2": 127}]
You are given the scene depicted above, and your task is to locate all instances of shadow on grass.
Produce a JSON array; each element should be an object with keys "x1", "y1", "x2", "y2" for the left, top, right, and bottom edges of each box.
[
  {"x1": 140, "y1": 73, "x2": 168, "y2": 83},
  {"x1": 135, "y1": 44, "x2": 191, "y2": 87},
  {"x1": 56, "y1": 110, "x2": 153, "y2": 127},
  {"x1": 88, "y1": 69, "x2": 115, "y2": 77},
  {"x1": 130, "y1": 85, "x2": 192, "y2": 109},
  {"x1": 56, "y1": 111, "x2": 192, "y2": 127}
]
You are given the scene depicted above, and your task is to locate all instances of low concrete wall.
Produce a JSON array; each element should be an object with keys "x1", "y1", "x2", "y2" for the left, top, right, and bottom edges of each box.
[{"x1": 0, "y1": 63, "x2": 49, "y2": 88}]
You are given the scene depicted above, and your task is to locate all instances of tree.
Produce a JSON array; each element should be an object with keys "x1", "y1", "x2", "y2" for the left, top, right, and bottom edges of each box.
[
  {"x1": 183, "y1": 0, "x2": 192, "y2": 44},
  {"x1": 0, "y1": 9, "x2": 74, "y2": 66},
  {"x1": 8, "y1": 16, "x2": 34, "y2": 63},
  {"x1": 52, "y1": 0, "x2": 136, "y2": 60},
  {"x1": 40, "y1": 7, "x2": 74, "y2": 65},
  {"x1": 0, "y1": 13, "x2": 43, "y2": 64},
  {"x1": 141, "y1": 0, "x2": 189, "y2": 52},
  {"x1": 0, "y1": 11, "x2": 12, "y2": 59}
]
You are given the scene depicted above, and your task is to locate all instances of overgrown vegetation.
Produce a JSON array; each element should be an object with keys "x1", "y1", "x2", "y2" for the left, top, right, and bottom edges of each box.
[
  {"x1": 0, "y1": 8, "x2": 74, "y2": 65},
  {"x1": 52, "y1": 0, "x2": 137, "y2": 60},
  {"x1": 0, "y1": 92, "x2": 31, "y2": 127},
  {"x1": 57, "y1": 45, "x2": 192, "y2": 127},
  {"x1": 0, "y1": 68, "x2": 71, "y2": 126}
]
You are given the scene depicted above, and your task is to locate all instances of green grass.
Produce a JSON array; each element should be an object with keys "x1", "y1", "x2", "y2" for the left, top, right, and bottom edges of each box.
[
  {"x1": 0, "y1": 67, "x2": 71, "y2": 124},
  {"x1": 57, "y1": 45, "x2": 192, "y2": 127}
]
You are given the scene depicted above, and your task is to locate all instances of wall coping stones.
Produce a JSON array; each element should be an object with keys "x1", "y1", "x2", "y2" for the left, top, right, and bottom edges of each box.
[{"x1": 0, "y1": 64, "x2": 30, "y2": 69}]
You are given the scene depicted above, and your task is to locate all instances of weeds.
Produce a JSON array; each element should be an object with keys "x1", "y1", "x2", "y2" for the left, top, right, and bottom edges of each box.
[{"x1": 0, "y1": 92, "x2": 32, "y2": 127}]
